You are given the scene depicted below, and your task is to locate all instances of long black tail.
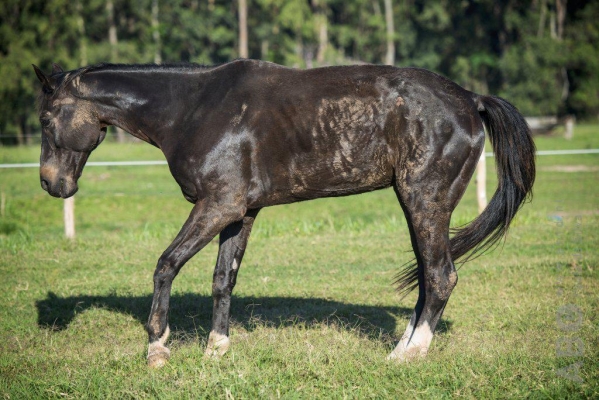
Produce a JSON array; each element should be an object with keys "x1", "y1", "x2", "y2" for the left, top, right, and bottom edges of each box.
[{"x1": 395, "y1": 95, "x2": 536, "y2": 296}]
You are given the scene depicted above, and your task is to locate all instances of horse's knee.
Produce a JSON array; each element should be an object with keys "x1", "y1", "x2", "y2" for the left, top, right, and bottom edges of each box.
[{"x1": 153, "y1": 256, "x2": 179, "y2": 284}]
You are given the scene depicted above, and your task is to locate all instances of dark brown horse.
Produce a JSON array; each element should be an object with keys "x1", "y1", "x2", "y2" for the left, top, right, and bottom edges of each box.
[{"x1": 33, "y1": 60, "x2": 535, "y2": 367}]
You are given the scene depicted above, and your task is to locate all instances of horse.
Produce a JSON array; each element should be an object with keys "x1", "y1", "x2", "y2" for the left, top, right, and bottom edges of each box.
[{"x1": 33, "y1": 60, "x2": 535, "y2": 367}]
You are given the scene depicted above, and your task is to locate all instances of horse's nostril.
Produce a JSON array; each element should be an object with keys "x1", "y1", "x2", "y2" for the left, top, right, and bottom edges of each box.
[{"x1": 41, "y1": 178, "x2": 49, "y2": 191}]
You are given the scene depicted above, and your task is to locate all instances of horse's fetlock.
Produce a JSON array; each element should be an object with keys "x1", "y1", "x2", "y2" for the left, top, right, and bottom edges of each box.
[{"x1": 212, "y1": 283, "x2": 232, "y2": 299}]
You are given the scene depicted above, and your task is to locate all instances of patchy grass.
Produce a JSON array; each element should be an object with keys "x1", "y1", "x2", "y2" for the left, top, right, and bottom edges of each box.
[{"x1": 0, "y1": 126, "x2": 598, "y2": 398}]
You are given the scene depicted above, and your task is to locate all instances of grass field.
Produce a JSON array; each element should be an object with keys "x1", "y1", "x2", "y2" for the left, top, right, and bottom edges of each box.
[{"x1": 1, "y1": 125, "x2": 598, "y2": 398}]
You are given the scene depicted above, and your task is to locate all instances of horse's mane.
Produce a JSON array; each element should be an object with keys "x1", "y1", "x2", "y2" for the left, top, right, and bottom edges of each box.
[
  {"x1": 37, "y1": 60, "x2": 245, "y2": 113},
  {"x1": 53, "y1": 62, "x2": 215, "y2": 94}
]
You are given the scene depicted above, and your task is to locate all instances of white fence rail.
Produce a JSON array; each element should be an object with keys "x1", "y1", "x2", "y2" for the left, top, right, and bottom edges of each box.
[
  {"x1": 0, "y1": 160, "x2": 168, "y2": 168},
  {"x1": 2, "y1": 149, "x2": 598, "y2": 170},
  {"x1": 1, "y1": 149, "x2": 598, "y2": 239}
]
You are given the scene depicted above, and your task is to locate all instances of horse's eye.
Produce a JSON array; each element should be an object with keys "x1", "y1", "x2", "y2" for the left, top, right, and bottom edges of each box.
[{"x1": 40, "y1": 118, "x2": 51, "y2": 128}]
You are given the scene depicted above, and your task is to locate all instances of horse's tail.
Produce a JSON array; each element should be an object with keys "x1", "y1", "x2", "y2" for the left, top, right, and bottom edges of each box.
[{"x1": 395, "y1": 94, "x2": 536, "y2": 296}]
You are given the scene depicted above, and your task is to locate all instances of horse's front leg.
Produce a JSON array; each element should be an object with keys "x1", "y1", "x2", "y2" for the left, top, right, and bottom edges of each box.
[
  {"x1": 146, "y1": 199, "x2": 246, "y2": 368},
  {"x1": 205, "y1": 208, "x2": 260, "y2": 357}
]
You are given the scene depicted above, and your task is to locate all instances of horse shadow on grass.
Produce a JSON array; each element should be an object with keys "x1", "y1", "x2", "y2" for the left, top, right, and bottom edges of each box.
[{"x1": 35, "y1": 291, "x2": 453, "y2": 342}]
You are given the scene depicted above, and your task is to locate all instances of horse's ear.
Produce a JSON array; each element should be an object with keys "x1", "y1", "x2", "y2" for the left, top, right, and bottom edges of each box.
[
  {"x1": 51, "y1": 63, "x2": 64, "y2": 74},
  {"x1": 32, "y1": 64, "x2": 54, "y2": 94}
]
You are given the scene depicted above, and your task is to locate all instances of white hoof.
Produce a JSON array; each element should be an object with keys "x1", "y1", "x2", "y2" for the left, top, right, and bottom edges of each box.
[
  {"x1": 147, "y1": 326, "x2": 170, "y2": 368},
  {"x1": 388, "y1": 321, "x2": 433, "y2": 362},
  {"x1": 147, "y1": 342, "x2": 170, "y2": 368},
  {"x1": 205, "y1": 331, "x2": 230, "y2": 357},
  {"x1": 386, "y1": 345, "x2": 427, "y2": 362}
]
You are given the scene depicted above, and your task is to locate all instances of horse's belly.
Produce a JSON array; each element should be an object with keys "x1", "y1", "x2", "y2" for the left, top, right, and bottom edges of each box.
[
  {"x1": 248, "y1": 138, "x2": 393, "y2": 207},
  {"x1": 291, "y1": 147, "x2": 392, "y2": 196}
]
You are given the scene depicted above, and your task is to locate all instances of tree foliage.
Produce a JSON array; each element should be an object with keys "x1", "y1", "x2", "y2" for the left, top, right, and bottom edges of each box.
[{"x1": 1, "y1": 0, "x2": 597, "y2": 144}]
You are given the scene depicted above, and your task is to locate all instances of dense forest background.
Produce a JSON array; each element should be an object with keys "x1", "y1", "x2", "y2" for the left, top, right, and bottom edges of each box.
[{"x1": 1, "y1": 0, "x2": 598, "y2": 144}]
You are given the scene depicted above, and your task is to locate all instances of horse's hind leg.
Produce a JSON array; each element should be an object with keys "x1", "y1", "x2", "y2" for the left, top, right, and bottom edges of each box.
[
  {"x1": 387, "y1": 200, "x2": 456, "y2": 361},
  {"x1": 205, "y1": 208, "x2": 260, "y2": 357},
  {"x1": 388, "y1": 130, "x2": 482, "y2": 361}
]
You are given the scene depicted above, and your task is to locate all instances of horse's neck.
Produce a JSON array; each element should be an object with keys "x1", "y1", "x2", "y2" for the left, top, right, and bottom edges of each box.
[{"x1": 83, "y1": 69, "x2": 201, "y2": 148}]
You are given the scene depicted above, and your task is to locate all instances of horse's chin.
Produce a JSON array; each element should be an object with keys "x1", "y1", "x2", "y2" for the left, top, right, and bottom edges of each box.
[{"x1": 60, "y1": 185, "x2": 78, "y2": 199}]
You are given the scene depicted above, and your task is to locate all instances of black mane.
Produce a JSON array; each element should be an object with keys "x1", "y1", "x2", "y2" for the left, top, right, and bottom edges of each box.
[
  {"x1": 73, "y1": 62, "x2": 215, "y2": 74},
  {"x1": 52, "y1": 62, "x2": 218, "y2": 95}
]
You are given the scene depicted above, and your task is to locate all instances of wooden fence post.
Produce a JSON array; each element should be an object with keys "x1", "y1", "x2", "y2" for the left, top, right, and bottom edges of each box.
[
  {"x1": 564, "y1": 115, "x2": 575, "y2": 140},
  {"x1": 64, "y1": 196, "x2": 75, "y2": 239},
  {"x1": 476, "y1": 144, "x2": 487, "y2": 215}
]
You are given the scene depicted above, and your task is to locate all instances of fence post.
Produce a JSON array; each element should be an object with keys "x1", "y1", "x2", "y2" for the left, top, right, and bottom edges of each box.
[
  {"x1": 476, "y1": 144, "x2": 487, "y2": 215},
  {"x1": 64, "y1": 196, "x2": 75, "y2": 239},
  {"x1": 564, "y1": 115, "x2": 575, "y2": 140}
]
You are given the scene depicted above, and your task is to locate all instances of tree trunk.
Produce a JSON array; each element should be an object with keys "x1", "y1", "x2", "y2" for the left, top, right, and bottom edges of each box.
[
  {"x1": 152, "y1": 0, "x2": 162, "y2": 64},
  {"x1": 304, "y1": 46, "x2": 314, "y2": 69},
  {"x1": 24, "y1": 116, "x2": 32, "y2": 145},
  {"x1": 16, "y1": 117, "x2": 25, "y2": 146},
  {"x1": 294, "y1": 37, "x2": 303, "y2": 68},
  {"x1": 550, "y1": 8, "x2": 557, "y2": 39},
  {"x1": 238, "y1": 0, "x2": 248, "y2": 58},
  {"x1": 554, "y1": 0, "x2": 569, "y2": 101},
  {"x1": 555, "y1": 0, "x2": 566, "y2": 41},
  {"x1": 261, "y1": 39, "x2": 269, "y2": 60},
  {"x1": 106, "y1": 0, "x2": 118, "y2": 61},
  {"x1": 384, "y1": 0, "x2": 395, "y2": 65},
  {"x1": 106, "y1": 0, "x2": 126, "y2": 142},
  {"x1": 537, "y1": 0, "x2": 547, "y2": 38},
  {"x1": 76, "y1": 0, "x2": 87, "y2": 65},
  {"x1": 313, "y1": 0, "x2": 328, "y2": 65},
  {"x1": 316, "y1": 15, "x2": 328, "y2": 64}
]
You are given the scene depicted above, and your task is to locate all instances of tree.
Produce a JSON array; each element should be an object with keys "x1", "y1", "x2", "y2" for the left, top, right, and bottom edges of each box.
[
  {"x1": 2, "y1": 0, "x2": 599, "y2": 145},
  {"x1": 564, "y1": 1, "x2": 599, "y2": 118}
]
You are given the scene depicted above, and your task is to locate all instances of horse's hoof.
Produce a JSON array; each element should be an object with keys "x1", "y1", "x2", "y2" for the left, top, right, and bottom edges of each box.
[
  {"x1": 148, "y1": 354, "x2": 169, "y2": 368},
  {"x1": 147, "y1": 342, "x2": 170, "y2": 368},
  {"x1": 386, "y1": 346, "x2": 426, "y2": 363},
  {"x1": 205, "y1": 331, "x2": 230, "y2": 358}
]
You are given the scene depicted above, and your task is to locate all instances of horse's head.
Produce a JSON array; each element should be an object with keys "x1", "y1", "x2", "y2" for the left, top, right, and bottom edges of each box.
[{"x1": 33, "y1": 64, "x2": 107, "y2": 198}]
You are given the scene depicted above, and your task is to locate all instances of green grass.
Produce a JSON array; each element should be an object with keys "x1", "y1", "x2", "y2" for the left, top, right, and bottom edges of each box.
[{"x1": 1, "y1": 126, "x2": 598, "y2": 398}]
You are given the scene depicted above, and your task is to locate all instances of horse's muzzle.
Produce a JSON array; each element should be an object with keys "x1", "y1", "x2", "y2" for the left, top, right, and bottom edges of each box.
[{"x1": 41, "y1": 175, "x2": 78, "y2": 198}]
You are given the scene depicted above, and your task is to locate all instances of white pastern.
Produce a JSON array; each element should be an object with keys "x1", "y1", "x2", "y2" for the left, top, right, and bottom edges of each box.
[
  {"x1": 147, "y1": 326, "x2": 170, "y2": 368},
  {"x1": 205, "y1": 330, "x2": 231, "y2": 358},
  {"x1": 387, "y1": 321, "x2": 434, "y2": 362}
]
